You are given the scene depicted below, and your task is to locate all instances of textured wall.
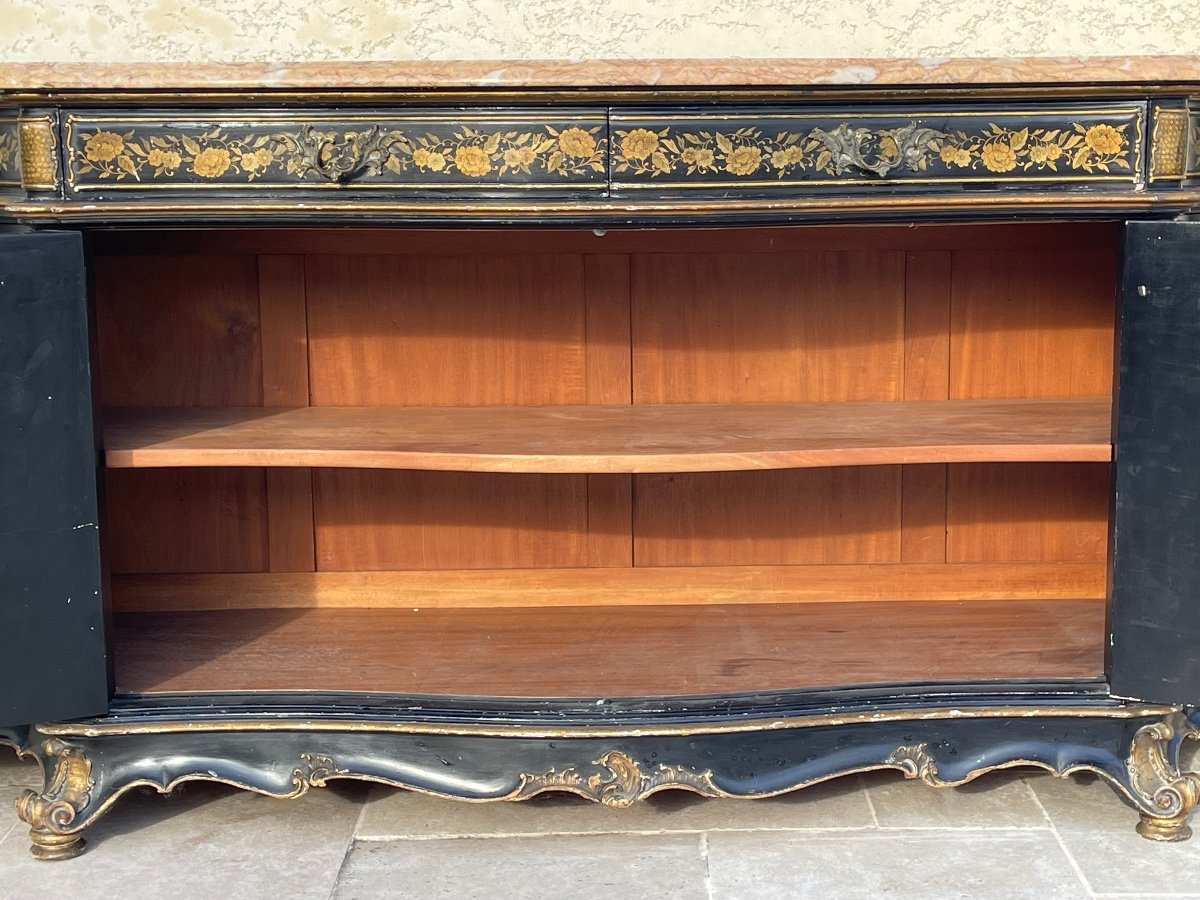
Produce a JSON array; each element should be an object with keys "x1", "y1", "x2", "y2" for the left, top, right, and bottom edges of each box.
[{"x1": 0, "y1": 0, "x2": 1197, "y2": 61}]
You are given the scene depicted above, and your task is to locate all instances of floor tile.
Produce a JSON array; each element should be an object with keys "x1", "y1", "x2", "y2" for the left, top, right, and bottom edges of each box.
[
  {"x1": 333, "y1": 833, "x2": 707, "y2": 900},
  {"x1": 0, "y1": 750, "x2": 39, "y2": 789},
  {"x1": 1025, "y1": 771, "x2": 1142, "y2": 832},
  {"x1": 356, "y1": 776, "x2": 871, "y2": 839},
  {"x1": 0, "y1": 781, "x2": 368, "y2": 900},
  {"x1": 864, "y1": 768, "x2": 1046, "y2": 829},
  {"x1": 1027, "y1": 773, "x2": 1200, "y2": 896},
  {"x1": 706, "y1": 829, "x2": 1089, "y2": 900}
]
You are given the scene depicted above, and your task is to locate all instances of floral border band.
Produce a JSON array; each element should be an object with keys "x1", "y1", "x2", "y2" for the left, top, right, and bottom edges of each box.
[
  {"x1": 609, "y1": 107, "x2": 1144, "y2": 188},
  {"x1": 64, "y1": 112, "x2": 609, "y2": 191},
  {"x1": 0, "y1": 118, "x2": 20, "y2": 186}
]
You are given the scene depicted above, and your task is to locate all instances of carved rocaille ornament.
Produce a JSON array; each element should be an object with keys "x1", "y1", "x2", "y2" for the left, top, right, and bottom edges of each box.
[
  {"x1": 14, "y1": 739, "x2": 94, "y2": 861},
  {"x1": 509, "y1": 750, "x2": 726, "y2": 807}
]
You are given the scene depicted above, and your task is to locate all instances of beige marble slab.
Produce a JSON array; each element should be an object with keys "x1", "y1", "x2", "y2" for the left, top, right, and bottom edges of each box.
[{"x1": 2, "y1": 56, "x2": 1200, "y2": 91}]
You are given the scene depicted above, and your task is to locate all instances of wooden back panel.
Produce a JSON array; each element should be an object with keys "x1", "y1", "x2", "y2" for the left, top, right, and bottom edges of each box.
[{"x1": 94, "y1": 224, "x2": 1118, "y2": 590}]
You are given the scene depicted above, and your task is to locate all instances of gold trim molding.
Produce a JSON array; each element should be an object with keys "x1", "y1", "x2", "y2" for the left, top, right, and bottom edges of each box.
[{"x1": 38, "y1": 702, "x2": 1182, "y2": 740}]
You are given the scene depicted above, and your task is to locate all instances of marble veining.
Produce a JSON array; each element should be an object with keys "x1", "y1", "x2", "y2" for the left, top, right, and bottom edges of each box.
[{"x1": 2, "y1": 56, "x2": 1200, "y2": 91}]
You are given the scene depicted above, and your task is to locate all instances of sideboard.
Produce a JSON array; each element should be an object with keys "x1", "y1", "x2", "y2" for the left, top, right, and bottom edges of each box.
[{"x1": 3, "y1": 59, "x2": 1200, "y2": 860}]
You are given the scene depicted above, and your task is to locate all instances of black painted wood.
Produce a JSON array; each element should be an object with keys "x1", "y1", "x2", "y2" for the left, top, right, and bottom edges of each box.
[
  {"x1": 0, "y1": 232, "x2": 109, "y2": 726},
  {"x1": 1110, "y1": 221, "x2": 1200, "y2": 704}
]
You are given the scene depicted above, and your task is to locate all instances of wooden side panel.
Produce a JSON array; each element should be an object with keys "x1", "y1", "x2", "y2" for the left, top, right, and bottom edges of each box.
[
  {"x1": 946, "y1": 247, "x2": 1116, "y2": 565},
  {"x1": 632, "y1": 250, "x2": 906, "y2": 567},
  {"x1": 97, "y1": 254, "x2": 270, "y2": 575},
  {"x1": 307, "y1": 253, "x2": 627, "y2": 570},
  {"x1": 106, "y1": 468, "x2": 269, "y2": 574}
]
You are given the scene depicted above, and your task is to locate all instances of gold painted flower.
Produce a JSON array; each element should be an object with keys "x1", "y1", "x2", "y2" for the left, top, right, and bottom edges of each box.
[
  {"x1": 939, "y1": 145, "x2": 958, "y2": 164},
  {"x1": 1027, "y1": 144, "x2": 1050, "y2": 164},
  {"x1": 192, "y1": 147, "x2": 232, "y2": 178},
  {"x1": 240, "y1": 147, "x2": 274, "y2": 173},
  {"x1": 84, "y1": 131, "x2": 125, "y2": 163},
  {"x1": 425, "y1": 152, "x2": 446, "y2": 172},
  {"x1": 681, "y1": 147, "x2": 715, "y2": 168},
  {"x1": 769, "y1": 146, "x2": 804, "y2": 169},
  {"x1": 724, "y1": 145, "x2": 762, "y2": 176},
  {"x1": 620, "y1": 128, "x2": 659, "y2": 161},
  {"x1": 980, "y1": 140, "x2": 1017, "y2": 173},
  {"x1": 1084, "y1": 123, "x2": 1123, "y2": 156},
  {"x1": 503, "y1": 146, "x2": 537, "y2": 168},
  {"x1": 454, "y1": 145, "x2": 492, "y2": 177},
  {"x1": 412, "y1": 148, "x2": 431, "y2": 167},
  {"x1": 558, "y1": 127, "x2": 596, "y2": 158},
  {"x1": 146, "y1": 148, "x2": 182, "y2": 170},
  {"x1": 1046, "y1": 143, "x2": 1064, "y2": 161},
  {"x1": 953, "y1": 148, "x2": 971, "y2": 166}
]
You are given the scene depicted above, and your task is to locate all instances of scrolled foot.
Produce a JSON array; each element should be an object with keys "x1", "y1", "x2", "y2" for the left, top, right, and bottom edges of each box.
[{"x1": 28, "y1": 829, "x2": 86, "y2": 861}]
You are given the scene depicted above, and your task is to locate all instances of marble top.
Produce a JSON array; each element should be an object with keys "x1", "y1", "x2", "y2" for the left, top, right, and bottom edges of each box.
[{"x1": 2, "y1": 56, "x2": 1200, "y2": 91}]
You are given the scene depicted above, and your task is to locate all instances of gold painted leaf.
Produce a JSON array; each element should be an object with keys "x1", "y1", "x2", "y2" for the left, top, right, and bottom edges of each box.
[
  {"x1": 116, "y1": 155, "x2": 138, "y2": 177},
  {"x1": 652, "y1": 151, "x2": 670, "y2": 172},
  {"x1": 547, "y1": 150, "x2": 564, "y2": 172},
  {"x1": 1072, "y1": 146, "x2": 1090, "y2": 168},
  {"x1": 181, "y1": 136, "x2": 201, "y2": 155},
  {"x1": 484, "y1": 133, "x2": 501, "y2": 153},
  {"x1": 545, "y1": 125, "x2": 560, "y2": 136},
  {"x1": 815, "y1": 149, "x2": 832, "y2": 171},
  {"x1": 1010, "y1": 129, "x2": 1029, "y2": 152},
  {"x1": 661, "y1": 138, "x2": 679, "y2": 154},
  {"x1": 715, "y1": 133, "x2": 734, "y2": 153},
  {"x1": 536, "y1": 139, "x2": 555, "y2": 153},
  {"x1": 384, "y1": 156, "x2": 402, "y2": 175}
]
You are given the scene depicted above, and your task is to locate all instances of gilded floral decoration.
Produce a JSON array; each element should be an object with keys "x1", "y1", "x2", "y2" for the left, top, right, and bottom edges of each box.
[
  {"x1": 71, "y1": 120, "x2": 607, "y2": 186},
  {"x1": 612, "y1": 118, "x2": 1135, "y2": 181},
  {"x1": 0, "y1": 123, "x2": 19, "y2": 181}
]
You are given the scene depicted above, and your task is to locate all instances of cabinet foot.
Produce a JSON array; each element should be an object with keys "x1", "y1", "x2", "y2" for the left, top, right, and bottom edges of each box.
[
  {"x1": 1137, "y1": 813, "x2": 1193, "y2": 842},
  {"x1": 28, "y1": 830, "x2": 86, "y2": 861}
]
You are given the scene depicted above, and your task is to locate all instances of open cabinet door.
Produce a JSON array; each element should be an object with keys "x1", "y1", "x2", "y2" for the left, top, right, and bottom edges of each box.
[
  {"x1": 1110, "y1": 221, "x2": 1200, "y2": 704},
  {"x1": 0, "y1": 232, "x2": 109, "y2": 725}
]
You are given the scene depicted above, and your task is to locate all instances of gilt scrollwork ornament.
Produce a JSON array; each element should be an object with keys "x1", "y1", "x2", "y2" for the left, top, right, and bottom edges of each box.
[
  {"x1": 510, "y1": 750, "x2": 726, "y2": 807},
  {"x1": 1126, "y1": 713, "x2": 1200, "y2": 841},
  {"x1": 293, "y1": 752, "x2": 351, "y2": 789},
  {"x1": 14, "y1": 739, "x2": 94, "y2": 861}
]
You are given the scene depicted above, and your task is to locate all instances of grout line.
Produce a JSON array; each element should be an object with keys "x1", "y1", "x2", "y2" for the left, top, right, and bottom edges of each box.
[
  {"x1": 859, "y1": 774, "x2": 880, "y2": 829},
  {"x1": 700, "y1": 832, "x2": 714, "y2": 900},
  {"x1": 353, "y1": 824, "x2": 882, "y2": 842},
  {"x1": 1024, "y1": 776, "x2": 1098, "y2": 899},
  {"x1": 324, "y1": 789, "x2": 372, "y2": 900}
]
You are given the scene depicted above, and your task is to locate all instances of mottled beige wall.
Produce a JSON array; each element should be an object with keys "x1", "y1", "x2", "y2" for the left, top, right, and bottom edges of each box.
[{"x1": 0, "y1": 0, "x2": 1196, "y2": 61}]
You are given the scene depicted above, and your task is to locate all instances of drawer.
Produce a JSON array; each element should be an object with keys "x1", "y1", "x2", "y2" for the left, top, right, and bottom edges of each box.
[
  {"x1": 63, "y1": 109, "x2": 609, "y2": 196},
  {"x1": 609, "y1": 104, "x2": 1146, "y2": 193}
]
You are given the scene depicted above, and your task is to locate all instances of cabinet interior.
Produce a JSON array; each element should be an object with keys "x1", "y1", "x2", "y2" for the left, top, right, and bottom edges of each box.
[{"x1": 93, "y1": 222, "x2": 1118, "y2": 698}]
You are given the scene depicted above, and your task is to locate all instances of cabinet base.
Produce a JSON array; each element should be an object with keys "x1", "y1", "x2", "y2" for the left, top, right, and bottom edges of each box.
[{"x1": 7, "y1": 698, "x2": 1199, "y2": 859}]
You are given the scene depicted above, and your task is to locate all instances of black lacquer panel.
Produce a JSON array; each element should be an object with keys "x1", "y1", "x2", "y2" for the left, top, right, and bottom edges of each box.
[
  {"x1": 1110, "y1": 221, "x2": 1200, "y2": 704},
  {"x1": 0, "y1": 232, "x2": 109, "y2": 726}
]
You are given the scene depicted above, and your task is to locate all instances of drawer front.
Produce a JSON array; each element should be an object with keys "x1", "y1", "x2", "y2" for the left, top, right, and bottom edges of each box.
[
  {"x1": 610, "y1": 105, "x2": 1146, "y2": 192},
  {"x1": 63, "y1": 109, "x2": 609, "y2": 195}
]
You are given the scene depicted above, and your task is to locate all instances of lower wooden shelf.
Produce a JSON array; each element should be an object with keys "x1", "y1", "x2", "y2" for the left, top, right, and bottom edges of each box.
[{"x1": 112, "y1": 598, "x2": 1105, "y2": 697}]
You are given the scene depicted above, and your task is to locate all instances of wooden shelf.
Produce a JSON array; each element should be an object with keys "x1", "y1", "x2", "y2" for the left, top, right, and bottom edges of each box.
[
  {"x1": 113, "y1": 599, "x2": 1105, "y2": 696},
  {"x1": 103, "y1": 399, "x2": 1112, "y2": 473}
]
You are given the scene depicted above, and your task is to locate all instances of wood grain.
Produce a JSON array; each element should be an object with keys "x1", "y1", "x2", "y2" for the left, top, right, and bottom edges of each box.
[
  {"x1": 947, "y1": 463, "x2": 1111, "y2": 563},
  {"x1": 102, "y1": 399, "x2": 1112, "y2": 472},
  {"x1": 313, "y1": 470, "x2": 592, "y2": 570},
  {"x1": 902, "y1": 251, "x2": 953, "y2": 563},
  {"x1": 112, "y1": 599, "x2": 1107, "y2": 695},
  {"x1": 105, "y1": 468, "x2": 268, "y2": 574},
  {"x1": 109, "y1": 561, "x2": 1107, "y2": 611},
  {"x1": 95, "y1": 254, "x2": 263, "y2": 407},
  {"x1": 257, "y1": 254, "x2": 315, "y2": 572}
]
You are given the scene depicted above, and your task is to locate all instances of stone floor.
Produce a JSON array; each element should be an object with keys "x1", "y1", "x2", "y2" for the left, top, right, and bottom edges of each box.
[{"x1": 2, "y1": 748, "x2": 1199, "y2": 899}]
